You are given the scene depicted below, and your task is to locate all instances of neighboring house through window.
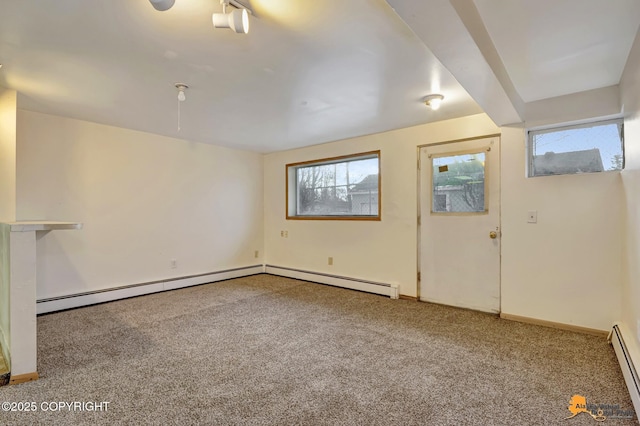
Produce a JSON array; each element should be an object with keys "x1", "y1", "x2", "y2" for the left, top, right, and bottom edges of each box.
[
  {"x1": 349, "y1": 174, "x2": 379, "y2": 215},
  {"x1": 527, "y1": 118, "x2": 624, "y2": 177}
]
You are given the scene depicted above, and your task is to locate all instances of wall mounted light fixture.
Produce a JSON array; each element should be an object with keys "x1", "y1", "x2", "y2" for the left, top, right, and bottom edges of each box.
[{"x1": 423, "y1": 94, "x2": 444, "y2": 110}]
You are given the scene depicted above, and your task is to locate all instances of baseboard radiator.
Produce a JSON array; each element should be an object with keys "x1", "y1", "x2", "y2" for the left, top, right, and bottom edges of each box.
[
  {"x1": 37, "y1": 264, "x2": 400, "y2": 314},
  {"x1": 265, "y1": 265, "x2": 399, "y2": 299},
  {"x1": 36, "y1": 265, "x2": 264, "y2": 314},
  {"x1": 609, "y1": 323, "x2": 640, "y2": 416}
]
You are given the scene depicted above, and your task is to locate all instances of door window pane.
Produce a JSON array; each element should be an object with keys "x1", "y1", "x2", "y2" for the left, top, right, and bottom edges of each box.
[{"x1": 432, "y1": 153, "x2": 486, "y2": 213}]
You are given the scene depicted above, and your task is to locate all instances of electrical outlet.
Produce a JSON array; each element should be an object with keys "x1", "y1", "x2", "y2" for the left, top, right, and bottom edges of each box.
[
  {"x1": 328, "y1": 257, "x2": 333, "y2": 265},
  {"x1": 254, "y1": 250, "x2": 259, "y2": 258},
  {"x1": 170, "y1": 259, "x2": 177, "y2": 269},
  {"x1": 280, "y1": 230, "x2": 284, "y2": 237}
]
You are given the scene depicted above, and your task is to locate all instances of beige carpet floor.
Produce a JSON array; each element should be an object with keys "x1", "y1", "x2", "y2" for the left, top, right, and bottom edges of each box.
[{"x1": 0, "y1": 274, "x2": 636, "y2": 425}]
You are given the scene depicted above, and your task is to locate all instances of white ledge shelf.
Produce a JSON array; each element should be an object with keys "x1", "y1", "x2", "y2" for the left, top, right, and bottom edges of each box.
[
  {"x1": 0, "y1": 220, "x2": 82, "y2": 383},
  {"x1": 8, "y1": 221, "x2": 83, "y2": 232}
]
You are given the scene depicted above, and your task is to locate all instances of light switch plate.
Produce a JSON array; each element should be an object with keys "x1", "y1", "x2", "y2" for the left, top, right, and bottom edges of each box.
[{"x1": 527, "y1": 211, "x2": 537, "y2": 223}]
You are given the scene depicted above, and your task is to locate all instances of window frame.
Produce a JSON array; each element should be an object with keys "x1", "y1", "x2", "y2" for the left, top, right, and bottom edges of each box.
[
  {"x1": 286, "y1": 150, "x2": 381, "y2": 221},
  {"x1": 526, "y1": 118, "x2": 624, "y2": 178}
]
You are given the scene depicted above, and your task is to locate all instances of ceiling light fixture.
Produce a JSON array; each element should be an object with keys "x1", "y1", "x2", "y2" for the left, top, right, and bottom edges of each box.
[
  {"x1": 212, "y1": 0, "x2": 250, "y2": 34},
  {"x1": 423, "y1": 94, "x2": 444, "y2": 111},
  {"x1": 175, "y1": 83, "x2": 188, "y2": 131},
  {"x1": 149, "y1": 0, "x2": 175, "y2": 11},
  {"x1": 176, "y1": 83, "x2": 188, "y2": 101}
]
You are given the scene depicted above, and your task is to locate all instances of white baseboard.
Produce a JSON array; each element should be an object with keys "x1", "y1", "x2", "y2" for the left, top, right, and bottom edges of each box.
[
  {"x1": 501, "y1": 313, "x2": 608, "y2": 336},
  {"x1": 36, "y1": 265, "x2": 264, "y2": 314},
  {"x1": 265, "y1": 265, "x2": 399, "y2": 299},
  {"x1": 610, "y1": 322, "x2": 640, "y2": 417}
]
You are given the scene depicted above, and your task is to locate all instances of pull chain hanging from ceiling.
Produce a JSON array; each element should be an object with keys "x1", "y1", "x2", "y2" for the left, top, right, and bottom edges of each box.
[{"x1": 175, "y1": 83, "x2": 188, "y2": 132}]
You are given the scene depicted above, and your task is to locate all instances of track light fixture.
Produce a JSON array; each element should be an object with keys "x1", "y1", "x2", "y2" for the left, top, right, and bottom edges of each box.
[
  {"x1": 148, "y1": 0, "x2": 251, "y2": 34},
  {"x1": 149, "y1": 0, "x2": 175, "y2": 11},
  {"x1": 212, "y1": 0, "x2": 249, "y2": 34},
  {"x1": 423, "y1": 94, "x2": 444, "y2": 110}
]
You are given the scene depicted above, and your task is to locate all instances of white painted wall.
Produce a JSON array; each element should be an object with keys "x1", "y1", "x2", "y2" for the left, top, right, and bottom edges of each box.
[
  {"x1": 7, "y1": 229, "x2": 37, "y2": 376},
  {"x1": 0, "y1": 87, "x2": 16, "y2": 222},
  {"x1": 620, "y1": 28, "x2": 640, "y2": 360},
  {"x1": 16, "y1": 110, "x2": 264, "y2": 300},
  {"x1": 265, "y1": 114, "x2": 500, "y2": 298},
  {"x1": 524, "y1": 85, "x2": 620, "y2": 128},
  {"x1": 265, "y1": 110, "x2": 623, "y2": 331},
  {"x1": 0, "y1": 224, "x2": 10, "y2": 368},
  {"x1": 500, "y1": 125, "x2": 622, "y2": 331},
  {"x1": 0, "y1": 88, "x2": 16, "y2": 369}
]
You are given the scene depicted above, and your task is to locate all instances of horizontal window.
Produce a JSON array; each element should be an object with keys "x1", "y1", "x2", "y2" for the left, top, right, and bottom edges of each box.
[
  {"x1": 286, "y1": 151, "x2": 380, "y2": 220},
  {"x1": 527, "y1": 118, "x2": 624, "y2": 177}
]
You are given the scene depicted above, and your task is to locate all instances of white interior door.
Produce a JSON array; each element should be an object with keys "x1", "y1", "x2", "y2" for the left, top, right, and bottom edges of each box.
[{"x1": 419, "y1": 137, "x2": 500, "y2": 313}]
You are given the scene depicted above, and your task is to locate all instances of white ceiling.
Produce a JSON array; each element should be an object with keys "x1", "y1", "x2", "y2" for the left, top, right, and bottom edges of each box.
[
  {"x1": 0, "y1": 1, "x2": 638, "y2": 153},
  {"x1": 473, "y1": 0, "x2": 640, "y2": 103}
]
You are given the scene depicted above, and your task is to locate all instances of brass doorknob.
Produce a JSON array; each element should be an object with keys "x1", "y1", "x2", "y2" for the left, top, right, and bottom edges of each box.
[{"x1": 489, "y1": 231, "x2": 498, "y2": 239}]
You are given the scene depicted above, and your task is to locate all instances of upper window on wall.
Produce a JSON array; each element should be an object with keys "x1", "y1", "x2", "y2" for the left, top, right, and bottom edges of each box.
[
  {"x1": 286, "y1": 151, "x2": 380, "y2": 220},
  {"x1": 527, "y1": 118, "x2": 624, "y2": 177}
]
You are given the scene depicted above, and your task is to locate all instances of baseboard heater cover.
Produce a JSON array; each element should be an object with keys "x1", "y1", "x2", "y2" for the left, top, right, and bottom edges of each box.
[
  {"x1": 265, "y1": 265, "x2": 399, "y2": 299},
  {"x1": 609, "y1": 323, "x2": 640, "y2": 416},
  {"x1": 36, "y1": 265, "x2": 264, "y2": 314}
]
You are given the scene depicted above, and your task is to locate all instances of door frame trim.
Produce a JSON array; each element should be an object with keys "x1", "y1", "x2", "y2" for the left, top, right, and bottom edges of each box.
[
  {"x1": 416, "y1": 133, "x2": 501, "y2": 149},
  {"x1": 416, "y1": 133, "x2": 502, "y2": 303}
]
